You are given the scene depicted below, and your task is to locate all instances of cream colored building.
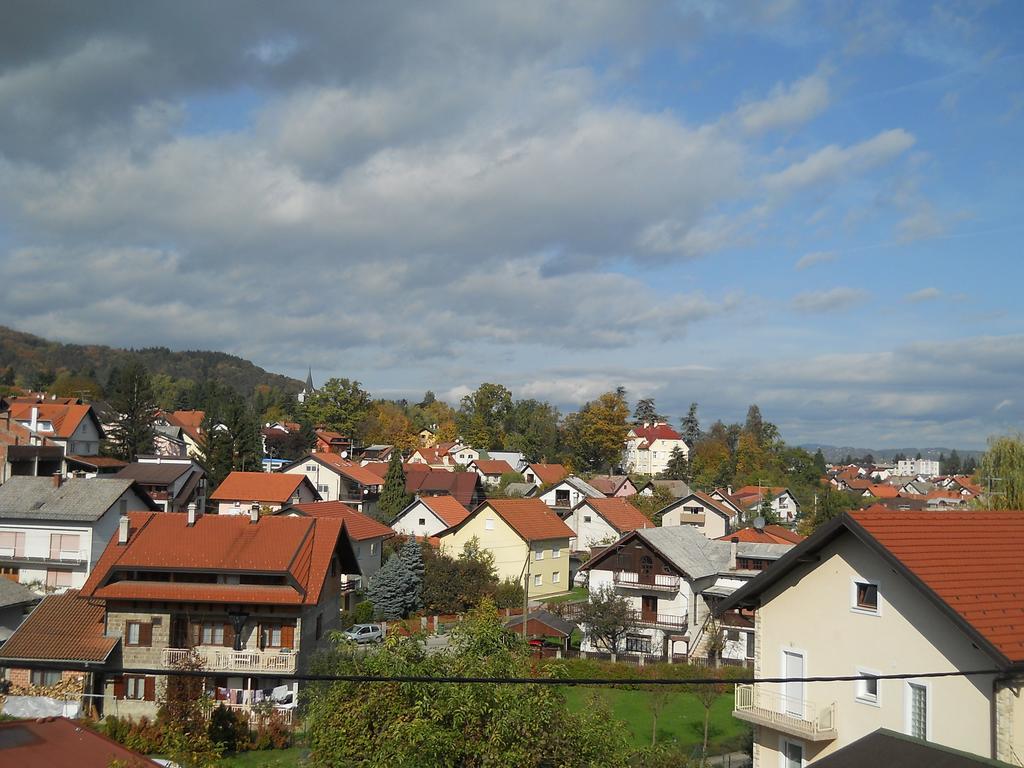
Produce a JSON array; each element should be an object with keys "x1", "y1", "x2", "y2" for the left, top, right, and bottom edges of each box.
[
  {"x1": 659, "y1": 491, "x2": 733, "y2": 540},
  {"x1": 720, "y1": 510, "x2": 1024, "y2": 767},
  {"x1": 439, "y1": 499, "x2": 572, "y2": 598}
]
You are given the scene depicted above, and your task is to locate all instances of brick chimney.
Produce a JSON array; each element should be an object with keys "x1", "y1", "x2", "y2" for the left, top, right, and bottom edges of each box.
[{"x1": 52, "y1": 472, "x2": 62, "y2": 488}]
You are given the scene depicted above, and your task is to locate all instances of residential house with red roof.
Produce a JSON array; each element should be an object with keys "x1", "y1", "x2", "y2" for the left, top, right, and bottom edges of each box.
[
  {"x1": 469, "y1": 458, "x2": 515, "y2": 487},
  {"x1": 313, "y1": 429, "x2": 352, "y2": 456},
  {"x1": 719, "y1": 510, "x2": 1024, "y2": 766},
  {"x1": 277, "y1": 500, "x2": 394, "y2": 608},
  {"x1": 439, "y1": 499, "x2": 573, "y2": 598},
  {"x1": 115, "y1": 456, "x2": 206, "y2": 513},
  {"x1": 210, "y1": 471, "x2": 320, "y2": 515},
  {"x1": 565, "y1": 496, "x2": 653, "y2": 551},
  {"x1": 623, "y1": 422, "x2": 688, "y2": 476},
  {"x1": 730, "y1": 485, "x2": 801, "y2": 524},
  {"x1": 405, "y1": 469, "x2": 484, "y2": 510},
  {"x1": 717, "y1": 522, "x2": 805, "y2": 546},
  {"x1": 659, "y1": 491, "x2": 735, "y2": 540},
  {"x1": 8, "y1": 401, "x2": 104, "y2": 457},
  {"x1": 587, "y1": 474, "x2": 639, "y2": 497},
  {"x1": 156, "y1": 410, "x2": 206, "y2": 457},
  {"x1": 77, "y1": 509, "x2": 359, "y2": 720},
  {"x1": 538, "y1": 475, "x2": 604, "y2": 512},
  {"x1": 281, "y1": 453, "x2": 383, "y2": 513},
  {"x1": 523, "y1": 463, "x2": 569, "y2": 487},
  {"x1": 390, "y1": 495, "x2": 472, "y2": 540}
]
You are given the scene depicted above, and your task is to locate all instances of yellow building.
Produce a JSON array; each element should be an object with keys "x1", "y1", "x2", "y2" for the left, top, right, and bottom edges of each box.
[{"x1": 439, "y1": 499, "x2": 572, "y2": 598}]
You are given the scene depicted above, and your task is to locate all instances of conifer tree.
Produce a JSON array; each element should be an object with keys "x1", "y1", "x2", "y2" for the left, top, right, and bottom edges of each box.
[
  {"x1": 397, "y1": 539, "x2": 424, "y2": 612},
  {"x1": 377, "y1": 450, "x2": 411, "y2": 521},
  {"x1": 366, "y1": 553, "x2": 414, "y2": 620}
]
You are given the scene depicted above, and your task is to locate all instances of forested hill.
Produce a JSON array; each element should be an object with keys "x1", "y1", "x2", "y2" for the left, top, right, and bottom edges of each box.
[{"x1": 0, "y1": 324, "x2": 302, "y2": 397}]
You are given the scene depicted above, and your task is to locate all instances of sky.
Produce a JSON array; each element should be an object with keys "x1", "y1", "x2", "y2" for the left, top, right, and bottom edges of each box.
[{"x1": 1, "y1": 1, "x2": 1022, "y2": 449}]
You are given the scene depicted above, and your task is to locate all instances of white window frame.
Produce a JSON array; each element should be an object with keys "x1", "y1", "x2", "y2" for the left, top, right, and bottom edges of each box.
[
  {"x1": 905, "y1": 679, "x2": 931, "y2": 740},
  {"x1": 533, "y1": 574, "x2": 542, "y2": 587},
  {"x1": 850, "y1": 576, "x2": 881, "y2": 616},
  {"x1": 855, "y1": 667, "x2": 881, "y2": 707},
  {"x1": 535, "y1": 549, "x2": 544, "y2": 561},
  {"x1": 125, "y1": 675, "x2": 148, "y2": 701},
  {"x1": 552, "y1": 547, "x2": 561, "y2": 559},
  {"x1": 485, "y1": 518, "x2": 495, "y2": 530},
  {"x1": 552, "y1": 571, "x2": 560, "y2": 584},
  {"x1": 779, "y1": 737, "x2": 805, "y2": 768}
]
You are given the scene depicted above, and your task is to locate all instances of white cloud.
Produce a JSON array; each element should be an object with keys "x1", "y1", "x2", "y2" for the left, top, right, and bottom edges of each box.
[
  {"x1": 794, "y1": 250, "x2": 837, "y2": 270},
  {"x1": 737, "y1": 72, "x2": 830, "y2": 134},
  {"x1": 791, "y1": 287, "x2": 868, "y2": 312},
  {"x1": 906, "y1": 287, "x2": 941, "y2": 303}
]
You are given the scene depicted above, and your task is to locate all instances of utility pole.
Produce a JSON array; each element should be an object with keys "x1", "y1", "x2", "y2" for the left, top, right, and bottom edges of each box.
[{"x1": 519, "y1": 548, "x2": 531, "y2": 640}]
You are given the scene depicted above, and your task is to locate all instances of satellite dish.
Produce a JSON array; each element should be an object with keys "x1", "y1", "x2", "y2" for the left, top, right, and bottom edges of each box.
[
  {"x1": 341, "y1": 450, "x2": 349, "y2": 459},
  {"x1": 753, "y1": 516, "x2": 766, "y2": 531}
]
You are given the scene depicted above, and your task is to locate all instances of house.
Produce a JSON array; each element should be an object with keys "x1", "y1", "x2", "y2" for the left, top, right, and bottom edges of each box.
[
  {"x1": 418, "y1": 427, "x2": 436, "y2": 447},
  {"x1": 359, "y1": 444, "x2": 394, "y2": 462},
  {"x1": 810, "y1": 728, "x2": 1016, "y2": 768},
  {"x1": 623, "y1": 422, "x2": 688, "y2": 476},
  {"x1": 566, "y1": 497, "x2": 653, "y2": 552},
  {"x1": 538, "y1": 475, "x2": 604, "y2": 512},
  {"x1": 156, "y1": 410, "x2": 205, "y2": 457},
  {"x1": 659, "y1": 491, "x2": 734, "y2": 540},
  {"x1": 0, "y1": 716, "x2": 162, "y2": 767},
  {"x1": 731, "y1": 486, "x2": 801, "y2": 524},
  {"x1": 0, "y1": 476, "x2": 158, "y2": 592},
  {"x1": 78, "y1": 509, "x2": 359, "y2": 720},
  {"x1": 439, "y1": 499, "x2": 573, "y2": 598},
  {"x1": 504, "y1": 609, "x2": 578, "y2": 651},
  {"x1": 650, "y1": 479, "x2": 693, "y2": 498},
  {"x1": 470, "y1": 459, "x2": 515, "y2": 487},
  {"x1": 7, "y1": 401, "x2": 104, "y2": 457},
  {"x1": 314, "y1": 429, "x2": 352, "y2": 456},
  {"x1": 487, "y1": 451, "x2": 527, "y2": 472},
  {"x1": 405, "y1": 470, "x2": 484, "y2": 510},
  {"x1": 0, "y1": 578, "x2": 39, "y2": 643},
  {"x1": 114, "y1": 456, "x2": 206, "y2": 512},
  {"x1": 709, "y1": 488, "x2": 748, "y2": 526},
  {"x1": 503, "y1": 482, "x2": 539, "y2": 498},
  {"x1": 282, "y1": 453, "x2": 383, "y2": 511},
  {"x1": 718, "y1": 510, "x2": 1024, "y2": 766},
  {"x1": 209, "y1": 471, "x2": 320, "y2": 515},
  {"x1": 277, "y1": 500, "x2": 394, "y2": 608},
  {"x1": 578, "y1": 526, "x2": 793, "y2": 662},
  {"x1": 588, "y1": 475, "x2": 639, "y2": 497},
  {"x1": 523, "y1": 463, "x2": 569, "y2": 487},
  {"x1": 391, "y1": 495, "x2": 472, "y2": 540},
  {"x1": 0, "y1": 590, "x2": 117, "y2": 708},
  {"x1": 64, "y1": 454, "x2": 129, "y2": 477}
]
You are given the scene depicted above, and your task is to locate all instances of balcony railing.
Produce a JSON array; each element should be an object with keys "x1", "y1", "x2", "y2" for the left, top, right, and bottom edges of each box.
[
  {"x1": 632, "y1": 610, "x2": 687, "y2": 630},
  {"x1": 733, "y1": 684, "x2": 837, "y2": 741},
  {"x1": 613, "y1": 571, "x2": 681, "y2": 591},
  {"x1": 162, "y1": 646, "x2": 296, "y2": 674},
  {"x1": 0, "y1": 548, "x2": 89, "y2": 565}
]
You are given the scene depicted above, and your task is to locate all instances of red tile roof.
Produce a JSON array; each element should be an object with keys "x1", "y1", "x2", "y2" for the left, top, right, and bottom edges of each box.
[
  {"x1": 407, "y1": 471, "x2": 479, "y2": 508},
  {"x1": 419, "y1": 495, "x2": 471, "y2": 527},
  {"x1": 867, "y1": 484, "x2": 900, "y2": 498},
  {"x1": 718, "y1": 525, "x2": 805, "y2": 545},
  {"x1": 0, "y1": 717, "x2": 162, "y2": 768},
  {"x1": 80, "y1": 512, "x2": 346, "y2": 607},
  {"x1": 289, "y1": 501, "x2": 395, "y2": 540},
  {"x1": 165, "y1": 410, "x2": 205, "y2": 442},
  {"x1": 482, "y1": 499, "x2": 573, "y2": 542},
  {"x1": 734, "y1": 485, "x2": 787, "y2": 498},
  {"x1": 306, "y1": 453, "x2": 384, "y2": 486},
  {"x1": 0, "y1": 590, "x2": 117, "y2": 664},
  {"x1": 8, "y1": 402, "x2": 96, "y2": 439},
  {"x1": 630, "y1": 423, "x2": 683, "y2": 444},
  {"x1": 581, "y1": 497, "x2": 652, "y2": 533},
  {"x1": 528, "y1": 463, "x2": 569, "y2": 485},
  {"x1": 210, "y1": 471, "x2": 314, "y2": 503},
  {"x1": 850, "y1": 510, "x2": 1024, "y2": 663},
  {"x1": 473, "y1": 459, "x2": 514, "y2": 475}
]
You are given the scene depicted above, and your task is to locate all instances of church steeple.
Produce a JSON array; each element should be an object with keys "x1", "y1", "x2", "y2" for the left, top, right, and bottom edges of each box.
[{"x1": 305, "y1": 367, "x2": 315, "y2": 391}]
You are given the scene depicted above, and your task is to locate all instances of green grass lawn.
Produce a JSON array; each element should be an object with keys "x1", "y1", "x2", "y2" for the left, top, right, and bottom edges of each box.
[
  {"x1": 563, "y1": 686, "x2": 749, "y2": 752},
  {"x1": 217, "y1": 747, "x2": 309, "y2": 767},
  {"x1": 541, "y1": 586, "x2": 588, "y2": 604}
]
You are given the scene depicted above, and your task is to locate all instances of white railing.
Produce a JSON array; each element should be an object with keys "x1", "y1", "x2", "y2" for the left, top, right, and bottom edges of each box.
[
  {"x1": 162, "y1": 646, "x2": 296, "y2": 674},
  {"x1": 733, "y1": 683, "x2": 837, "y2": 741},
  {"x1": 613, "y1": 571, "x2": 681, "y2": 590},
  {"x1": 0, "y1": 548, "x2": 89, "y2": 564}
]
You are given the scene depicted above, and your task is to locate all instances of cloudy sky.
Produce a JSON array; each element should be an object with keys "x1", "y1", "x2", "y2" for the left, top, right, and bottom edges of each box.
[{"x1": 1, "y1": 1, "x2": 1022, "y2": 448}]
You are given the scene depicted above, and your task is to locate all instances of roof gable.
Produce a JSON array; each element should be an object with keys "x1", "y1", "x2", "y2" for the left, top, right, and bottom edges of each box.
[
  {"x1": 210, "y1": 471, "x2": 314, "y2": 503},
  {"x1": 580, "y1": 497, "x2": 652, "y2": 533}
]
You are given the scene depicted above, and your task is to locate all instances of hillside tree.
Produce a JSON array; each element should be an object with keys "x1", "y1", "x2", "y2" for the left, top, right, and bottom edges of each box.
[
  {"x1": 302, "y1": 378, "x2": 372, "y2": 441},
  {"x1": 457, "y1": 383, "x2": 513, "y2": 449},
  {"x1": 105, "y1": 361, "x2": 158, "y2": 461}
]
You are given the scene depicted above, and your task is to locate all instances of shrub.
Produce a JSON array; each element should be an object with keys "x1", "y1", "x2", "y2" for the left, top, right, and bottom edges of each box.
[{"x1": 353, "y1": 600, "x2": 374, "y2": 624}]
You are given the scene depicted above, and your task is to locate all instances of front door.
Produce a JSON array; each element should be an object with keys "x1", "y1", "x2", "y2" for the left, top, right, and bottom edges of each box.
[
  {"x1": 641, "y1": 595, "x2": 657, "y2": 622},
  {"x1": 784, "y1": 650, "x2": 804, "y2": 716}
]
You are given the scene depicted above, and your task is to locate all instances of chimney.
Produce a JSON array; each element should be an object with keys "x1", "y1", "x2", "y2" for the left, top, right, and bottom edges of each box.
[
  {"x1": 186, "y1": 502, "x2": 198, "y2": 526},
  {"x1": 730, "y1": 536, "x2": 739, "y2": 570},
  {"x1": 118, "y1": 515, "x2": 130, "y2": 545},
  {"x1": 30, "y1": 406, "x2": 38, "y2": 432},
  {"x1": 52, "y1": 472, "x2": 62, "y2": 489},
  {"x1": 727, "y1": 485, "x2": 733, "y2": 496},
  {"x1": 250, "y1": 502, "x2": 260, "y2": 524}
]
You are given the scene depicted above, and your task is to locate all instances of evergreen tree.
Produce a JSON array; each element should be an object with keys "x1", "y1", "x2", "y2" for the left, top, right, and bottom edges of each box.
[
  {"x1": 964, "y1": 455, "x2": 977, "y2": 474},
  {"x1": 377, "y1": 451, "x2": 412, "y2": 521},
  {"x1": 679, "y1": 402, "x2": 702, "y2": 445},
  {"x1": 758, "y1": 493, "x2": 779, "y2": 525},
  {"x1": 105, "y1": 361, "x2": 158, "y2": 461},
  {"x1": 813, "y1": 448, "x2": 827, "y2": 474},
  {"x1": 633, "y1": 398, "x2": 662, "y2": 425},
  {"x1": 397, "y1": 539, "x2": 424, "y2": 613},
  {"x1": 366, "y1": 553, "x2": 414, "y2": 620},
  {"x1": 947, "y1": 449, "x2": 962, "y2": 474},
  {"x1": 662, "y1": 445, "x2": 690, "y2": 482}
]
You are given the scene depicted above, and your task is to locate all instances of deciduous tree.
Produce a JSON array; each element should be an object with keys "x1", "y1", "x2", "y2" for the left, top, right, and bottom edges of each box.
[
  {"x1": 563, "y1": 390, "x2": 630, "y2": 473},
  {"x1": 457, "y1": 383, "x2": 513, "y2": 449},
  {"x1": 579, "y1": 585, "x2": 636, "y2": 656},
  {"x1": 301, "y1": 378, "x2": 371, "y2": 441},
  {"x1": 980, "y1": 434, "x2": 1024, "y2": 509}
]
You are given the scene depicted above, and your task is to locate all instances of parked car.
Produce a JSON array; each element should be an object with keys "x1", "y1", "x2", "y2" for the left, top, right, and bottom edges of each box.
[{"x1": 344, "y1": 623, "x2": 383, "y2": 644}]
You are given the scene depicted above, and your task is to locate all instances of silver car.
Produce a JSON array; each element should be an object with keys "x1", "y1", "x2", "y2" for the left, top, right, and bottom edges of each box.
[{"x1": 344, "y1": 623, "x2": 383, "y2": 644}]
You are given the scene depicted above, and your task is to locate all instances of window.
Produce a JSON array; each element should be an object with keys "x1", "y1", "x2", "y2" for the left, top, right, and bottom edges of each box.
[
  {"x1": 725, "y1": 629, "x2": 740, "y2": 642},
  {"x1": 369, "y1": 542, "x2": 376, "y2": 555},
  {"x1": 745, "y1": 631, "x2": 755, "y2": 659},
  {"x1": 317, "y1": 484, "x2": 329, "y2": 494},
  {"x1": 126, "y1": 622, "x2": 140, "y2": 645},
  {"x1": 535, "y1": 549, "x2": 544, "y2": 560},
  {"x1": 781, "y1": 738, "x2": 804, "y2": 768},
  {"x1": 418, "y1": 518, "x2": 426, "y2": 526},
  {"x1": 555, "y1": 489, "x2": 570, "y2": 506},
  {"x1": 533, "y1": 574, "x2": 542, "y2": 587},
  {"x1": 853, "y1": 580, "x2": 879, "y2": 613},
  {"x1": 45, "y1": 569, "x2": 72, "y2": 589},
  {"x1": 201, "y1": 622, "x2": 224, "y2": 645},
  {"x1": 552, "y1": 548, "x2": 561, "y2": 559},
  {"x1": 625, "y1": 635, "x2": 652, "y2": 654},
  {"x1": 583, "y1": 515, "x2": 592, "y2": 523},
  {"x1": 306, "y1": 465, "x2": 316, "y2": 471},
  {"x1": 123, "y1": 675, "x2": 152, "y2": 701},
  {"x1": 552, "y1": 571, "x2": 560, "y2": 584},
  {"x1": 856, "y1": 669, "x2": 880, "y2": 705},
  {"x1": 0, "y1": 531, "x2": 25, "y2": 557},
  {"x1": 261, "y1": 622, "x2": 295, "y2": 649},
  {"x1": 31, "y1": 670, "x2": 61, "y2": 687},
  {"x1": 907, "y1": 682, "x2": 928, "y2": 739},
  {"x1": 485, "y1": 518, "x2": 495, "y2": 530}
]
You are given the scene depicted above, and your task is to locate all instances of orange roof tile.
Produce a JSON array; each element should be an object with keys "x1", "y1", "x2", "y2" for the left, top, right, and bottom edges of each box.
[
  {"x1": 850, "y1": 510, "x2": 1024, "y2": 663},
  {"x1": 0, "y1": 717, "x2": 162, "y2": 768},
  {"x1": 528, "y1": 463, "x2": 569, "y2": 485},
  {"x1": 0, "y1": 590, "x2": 117, "y2": 663},
  {"x1": 473, "y1": 459, "x2": 514, "y2": 475},
  {"x1": 289, "y1": 501, "x2": 395, "y2": 540},
  {"x1": 718, "y1": 525, "x2": 805, "y2": 545},
  {"x1": 867, "y1": 484, "x2": 901, "y2": 498},
  {"x1": 8, "y1": 402, "x2": 95, "y2": 439},
  {"x1": 581, "y1": 497, "x2": 653, "y2": 532},
  {"x1": 81, "y1": 512, "x2": 346, "y2": 607},
  {"x1": 211, "y1": 471, "x2": 313, "y2": 503},
  {"x1": 306, "y1": 453, "x2": 384, "y2": 486},
  {"x1": 419, "y1": 495, "x2": 471, "y2": 527},
  {"x1": 482, "y1": 499, "x2": 573, "y2": 542}
]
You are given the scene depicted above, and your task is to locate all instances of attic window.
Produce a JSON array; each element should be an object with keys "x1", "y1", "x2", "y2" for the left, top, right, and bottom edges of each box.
[{"x1": 852, "y1": 579, "x2": 879, "y2": 614}]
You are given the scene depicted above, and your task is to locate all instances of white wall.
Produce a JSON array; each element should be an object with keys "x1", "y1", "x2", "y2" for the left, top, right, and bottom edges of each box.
[
  {"x1": 391, "y1": 500, "x2": 448, "y2": 539},
  {"x1": 284, "y1": 462, "x2": 343, "y2": 502},
  {"x1": 566, "y1": 506, "x2": 620, "y2": 551}
]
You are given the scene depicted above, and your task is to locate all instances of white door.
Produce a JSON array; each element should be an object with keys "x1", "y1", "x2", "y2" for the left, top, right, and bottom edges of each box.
[{"x1": 784, "y1": 650, "x2": 804, "y2": 716}]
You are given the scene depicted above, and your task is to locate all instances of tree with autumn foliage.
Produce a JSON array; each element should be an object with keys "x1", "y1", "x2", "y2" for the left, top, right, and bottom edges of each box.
[{"x1": 562, "y1": 389, "x2": 630, "y2": 473}]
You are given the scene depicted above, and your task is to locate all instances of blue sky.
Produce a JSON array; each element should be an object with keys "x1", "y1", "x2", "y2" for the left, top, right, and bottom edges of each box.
[{"x1": 0, "y1": 1, "x2": 1021, "y2": 448}]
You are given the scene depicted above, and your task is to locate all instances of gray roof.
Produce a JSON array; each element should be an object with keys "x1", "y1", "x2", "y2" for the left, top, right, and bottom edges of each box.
[
  {"x1": 562, "y1": 476, "x2": 605, "y2": 498},
  {"x1": 736, "y1": 542, "x2": 794, "y2": 560},
  {"x1": 634, "y1": 527, "x2": 793, "y2": 579},
  {"x1": 503, "y1": 482, "x2": 539, "y2": 498},
  {"x1": 651, "y1": 479, "x2": 692, "y2": 497},
  {"x1": 115, "y1": 462, "x2": 192, "y2": 485},
  {"x1": 0, "y1": 578, "x2": 39, "y2": 610},
  {"x1": 0, "y1": 477, "x2": 141, "y2": 521}
]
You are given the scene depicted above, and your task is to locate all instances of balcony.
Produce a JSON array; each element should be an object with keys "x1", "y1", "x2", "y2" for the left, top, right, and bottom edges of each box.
[
  {"x1": 613, "y1": 571, "x2": 681, "y2": 591},
  {"x1": 632, "y1": 610, "x2": 687, "y2": 630},
  {"x1": 733, "y1": 684, "x2": 837, "y2": 741},
  {"x1": 162, "y1": 646, "x2": 296, "y2": 674},
  {"x1": 0, "y1": 548, "x2": 89, "y2": 566}
]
